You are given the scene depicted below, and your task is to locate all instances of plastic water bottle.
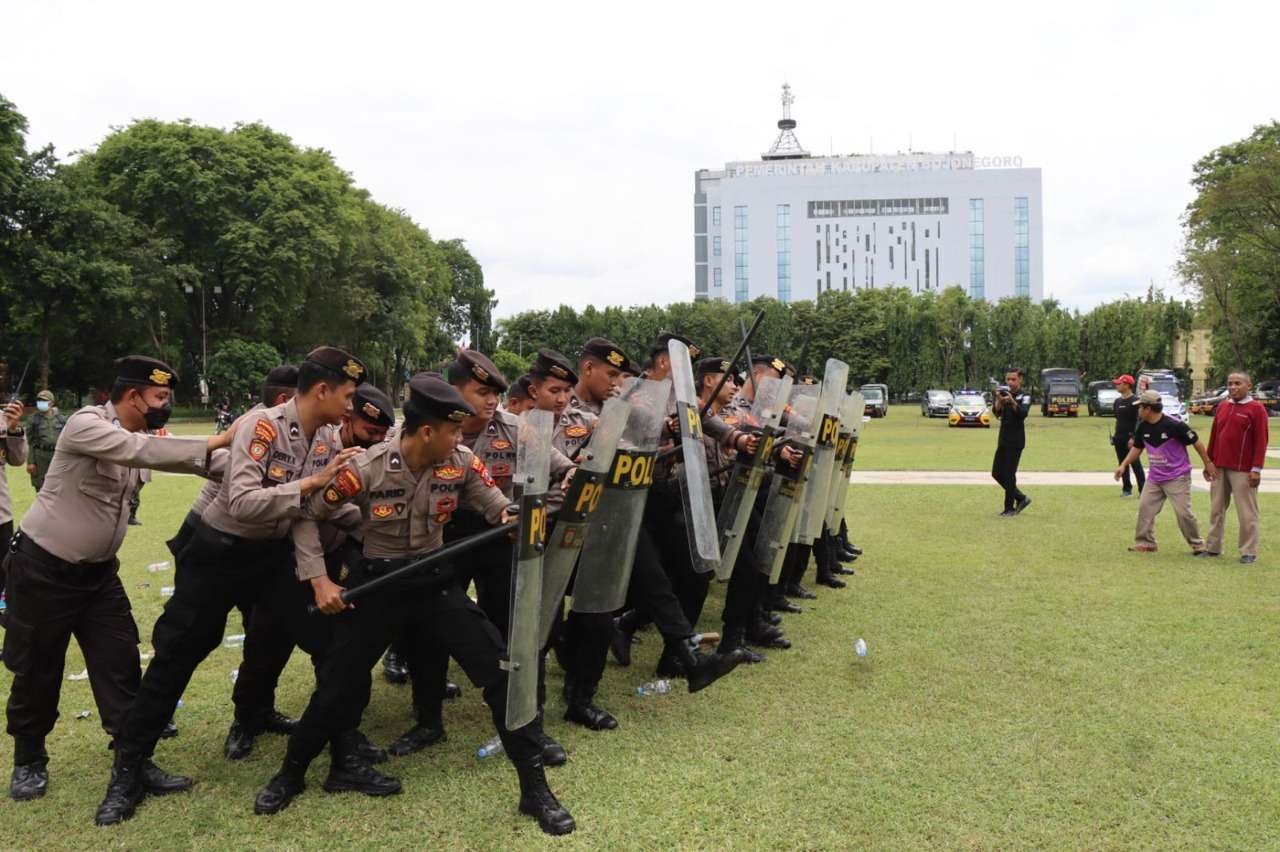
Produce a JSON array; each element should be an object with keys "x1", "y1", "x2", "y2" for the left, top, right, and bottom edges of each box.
[
  {"x1": 853, "y1": 638, "x2": 868, "y2": 658},
  {"x1": 636, "y1": 679, "x2": 672, "y2": 696},
  {"x1": 229, "y1": 669, "x2": 239, "y2": 684},
  {"x1": 223, "y1": 633, "x2": 246, "y2": 649},
  {"x1": 160, "y1": 586, "x2": 175, "y2": 598},
  {"x1": 146, "y1": 561, "x2": 171, "y2": 573},
  {"x1": 476, "y1": 735, "x2": 504, "y2": 759}
]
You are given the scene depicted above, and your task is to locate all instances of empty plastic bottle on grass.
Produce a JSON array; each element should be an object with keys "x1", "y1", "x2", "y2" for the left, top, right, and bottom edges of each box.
[
  {"x1": 476, "y1": 735, "x2": 504, "y2": 759},
  {"x1": 636, "y1": 679, "x2": 672, "y2": 697},
  {"x1": 853, "y1": 638, "x2": 868, "y2": 658},
  {"x1": 146, "y1": 561, "x2": 170, "y2": 573},
  {"x1": 160, "y1": 586, "x2": 175, "y2": 598},
  {"x1": 223, "y1": 633, "x2": 246, "y2": 649}
]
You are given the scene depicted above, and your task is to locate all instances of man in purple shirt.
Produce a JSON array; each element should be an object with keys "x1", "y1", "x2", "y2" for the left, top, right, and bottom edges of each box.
[{"x1": 1114, "y1": 390, "x2": 1217, "y2": 553}]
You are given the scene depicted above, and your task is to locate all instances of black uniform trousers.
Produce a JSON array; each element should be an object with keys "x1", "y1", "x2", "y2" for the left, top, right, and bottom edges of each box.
[
  {"x1": 0, "y1": 518, "x2": 12, "y2": 604},
  {"x1": 286, "y1": 562, "x2": 540, "y2": 767},
  {"x1": 991, "y1": 445, "x2": 1026, "y2": 511},
  {"x1": 3, "y1": 534, "x2": 139, "y2": 755},
  {"x1": 167, "y1": 512, "x2": 298, "y2": 727},
  {"x1": 115, "y1": 519, "x2": 330, "y2": 761},
  {"x1": 646, "y1": 486, "x2": 712, "y2": 629},
  {"x1": 721, "y1": 504, "x2": 765, "y2": 633},
  {"x1": 1113, "y1": 437, "x2": 1145, "y2": 493}
]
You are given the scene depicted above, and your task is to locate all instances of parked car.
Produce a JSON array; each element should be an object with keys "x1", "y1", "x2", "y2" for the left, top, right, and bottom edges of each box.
[
  {"x1": 861, "y1": 384, "x2": 889, "y2": 417},
  {"x1": 1191, "y1": 387, "x2": 1227, "y2": 416},
  {"x1": 1139, "y1": 370, "x2": 1187, "y2": 421},
  {"x1": 1086, "y1": 380, "x2": 1119, "y2": 416},
  {"x1": 920, "y1": 389, "x2": 953, "y2": 418},
  {"x1": 1252, "y1": 379, "x2": 1280, "y2": 416},
  {"x1": 948, "y1": 390, "x2": 991, "y2": 428}
]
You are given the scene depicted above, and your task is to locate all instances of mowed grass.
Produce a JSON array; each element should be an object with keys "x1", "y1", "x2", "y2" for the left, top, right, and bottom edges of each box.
[
  {"x1": 1, "y1": 444, "x2": 1279, "y2": 848},
  {"x1": 856, "y1": 406, "x2": 1234, "y2": 472}
]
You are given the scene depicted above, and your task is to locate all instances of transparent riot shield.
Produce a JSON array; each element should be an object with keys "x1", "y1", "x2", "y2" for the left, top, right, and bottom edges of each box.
[
  {"x1": 825, "y1": 392, "x2": 861, "y2": 531},
  {"x1": 571, "y1": 377, "x2": 672, "y2": 614},
  {"x1": 715, "y1": 376, "x2": 792, "y2": 579},
  {"x1": 667, "y1": 339, "x2": 722, "y2": 575},
  {"x1": 796, "y1": 359, "x2": 849, "y2": 544},
  {"x1": 536, "y1": 396, "x2": 630, "y2": 648},
  {"x1": 505, "y1": 409, "x2": 553, "y2": 730},
  {"x1": 754, "y1": 384, "x2": 820, "y2": 582},
  {"x1": 827, "y1": 392, "x2": 864, "y2": 532}
]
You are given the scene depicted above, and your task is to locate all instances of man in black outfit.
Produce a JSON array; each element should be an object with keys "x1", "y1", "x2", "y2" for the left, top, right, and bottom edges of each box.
[
  {"x1": 991, "y1": 367, "x2": 1032, "y2": 517},
  {"x1": 1110, "y1": 374, "x2": 1145, "y2": 497}
]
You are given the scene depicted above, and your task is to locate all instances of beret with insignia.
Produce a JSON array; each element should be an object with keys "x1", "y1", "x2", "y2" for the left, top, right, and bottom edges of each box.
[
  {"x1": 695, "y1": 356, "x2": 733, "y2": 380},
  {"x1": 353, "y1": 383, "x2": 395, "y2": 428},
  {"x1": 650, "y1": 332, "x2": 699, "y2": 360},
  {"x1": 116, "y1": 355, "x2": 179, "y2": 388},
  {"x1": 580, "y1": 337, "x2": 631, "y2": 371},
  {"x1": 508, "y1": 375, "x2": 532, "y2": 401},
  {"x1": 751, "y1": 353, "x2": 788, "y2": 378},
  {"x1": 798, "y1": 374, "x2": 819, "y2": 386},
  {"x1": 530, "y1": 349, "x2": 578, "y2": 385},
  {"x1": 446, "y1": 350, "x2": 508, "y2": 392},
  {"x1": 305, "y1": 346, "x2": 366, "y2": 384},
  {"x1": 264, "y1": 364, "x2": 299, "y2": 388},
  {"x1": 405, "y1": 373, "x2": 475, "y2": 423},
  {"x1": 622, "y1": 358, "x2": 642, "y2": 377}
]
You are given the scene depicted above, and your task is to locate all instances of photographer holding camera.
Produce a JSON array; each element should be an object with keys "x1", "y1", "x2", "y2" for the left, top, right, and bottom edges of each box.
[{"x1": 992, "y1": 367, "x2": 1032, "y2": 517}]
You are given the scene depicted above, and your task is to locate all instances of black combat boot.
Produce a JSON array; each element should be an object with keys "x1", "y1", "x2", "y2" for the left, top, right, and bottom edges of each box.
[
  {"x1": 9, "y1": 737, "x2": 48, "y2": 802},
  {"x1": 766, "y1": 588, "x2": 803, "y2": 614},
  {"x1": 94, "y1": 754, "x2": 147, "y2": 826},
  {"x1": 388, "y1": 704, "x2": 447, "y2": 757},
  {"x1": 678, "y1": 642, "x2": 746, "y2": 694},
  {"x1": 562, "y1": 679, "x2": 617, "y2": 731},
  {"x1": 815, "y1": 548, "x2": 848, "y2": 588},
  {"x1": 515, "y1": 756, "x2": 576, "y2": 836},
  {"x1": 609, "y1": 609, "x2": 644, "y2": 667},
  {"x1": 654, "y1": 645, "x2": 686, "y2": 678},
  {"x1": 323, "y1": 732, "x2": 401, "y2": 797},
  {"x1": 140, "y1": 760, "x2": 194, "y2": 796},
  {"x1": 746, "y1": 620, "x2": 792, "y2": 650},
  {"x1": 534, "y1": 713, "x2": 567, "y2": 766},
  {"x1": 352, "y1": 729, "x2": 388, "y2": 764},
  {"x1": 717, "y1": 627, "x2": 765, "y2": 664},
  {"x1": 382, "y1": 648, "x2": 410, "y2": 684},
  {"x1": 254, "y1": 758, "x2": 308, "y2": 815},
  {"x1": 783, "y1": 581, "x2": 818, "y2": 600}
]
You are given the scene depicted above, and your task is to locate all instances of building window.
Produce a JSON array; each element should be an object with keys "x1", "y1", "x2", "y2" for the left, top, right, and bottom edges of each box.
[
  {"x1": 1013, "y1": 196, "x2": 1030, "y2": 297},
  {"x1": 713, "y1": 267, "x2": 722, "y2": 290},
  {"x1": 968, "y1": 198, "x2": 985, "y2": 300},
  {"x1": 775, "y1": 204, "x2": 791, "y2": 303},
  {"x1": 713, "y1": 236, "x2": 721, "y2": 257},
  {"x1": 712, "y1": 206, "x2": 721, "y2": 227},
  {"x1": 806, "y1": 197, "x2": 950, "y2": 218},
  {"x1": 734, "y1": 206, "x2": 748, "y2": 303}
]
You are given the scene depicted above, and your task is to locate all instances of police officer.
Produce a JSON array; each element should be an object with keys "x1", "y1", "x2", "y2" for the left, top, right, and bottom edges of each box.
[
  {"x1": 97, "y1": 348, "x2": 365, "y2": 825},
  {"x1": 571, "y1": 337, "x2": 629, "y2": 415},
  {"x1": 0, "y1": 398, "x2": 27, "y2": 623},
  {"x1": 505, "y1": 375, "x2": 533, "y2": 415},
  {"x1": 5, "y1": 357, "x2": 229, "y2": 803},
  {"x1": 26, "y1": 390, "x2": 63, "y2": 493},
  {"x1": 255, "y1": 374, "x2": 576, "y2": 836},
  {"x1": 528, "y1": 349, "x2": 595, "y2": 458}
]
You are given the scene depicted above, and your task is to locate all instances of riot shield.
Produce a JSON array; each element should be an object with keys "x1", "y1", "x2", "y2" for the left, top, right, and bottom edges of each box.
[
  {"x1": 827, "y1": 392, "x2": 863, "y2": 532},
  {"x1": 536, "y1": 396, "x2": 630, "y2": 648},
  {"x1": 715, "y1": 376, "x2": 792, "y2": 579},
  {"x1": 825, "y1": 392, "x2": 861, "y2": 531},
  {"x1": 571, "y1": 377, "x2": 672, "y2": 613},
  {"x1": 754, "y1": 384, "x2": 820, "y2": 582},
  {"x1": 667, "y1": 339, "x2": 722, "y2": 575},
  {"x1": 504, "y1": 409, "x2": 553, "y2": 730},
  {"x1": 796, "y1": 358, "x2": 849, "y2": 544}
]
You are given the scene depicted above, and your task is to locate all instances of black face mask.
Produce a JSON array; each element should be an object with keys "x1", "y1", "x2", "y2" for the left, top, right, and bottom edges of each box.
[{"x1": 143, "y1": 401, "x2": 173, "y2": 430}]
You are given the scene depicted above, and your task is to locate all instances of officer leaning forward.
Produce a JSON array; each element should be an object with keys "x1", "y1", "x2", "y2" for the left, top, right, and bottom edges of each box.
[
  {"x1": 5, "y1": 357, "x2": 230, "y2": 803},
  {"x1": 254, "y1": 373, "x2": 576, "y2": 836},
  {"x1": 96, "y1": 347, "x2": 365, "y2": 826}
]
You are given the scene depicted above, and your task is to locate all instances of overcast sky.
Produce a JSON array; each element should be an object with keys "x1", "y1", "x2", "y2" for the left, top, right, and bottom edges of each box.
[{"x1": 4, "y1": 0, "x2": 1276, "y2": 320}]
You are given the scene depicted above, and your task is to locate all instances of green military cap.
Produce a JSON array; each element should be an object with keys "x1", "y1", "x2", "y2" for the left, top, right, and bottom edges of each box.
[
  {"x1": 447, "y1": 350, "x2": 508, "y2": 392},
  {"x1": 304, "y1": 346, "x2": 366, "y2": 383},
  {"x1": 353, "y1": 384, "x2": 395, "y2": 428},
  {"x1": 580, "y1": 337, "x2": 631, "y2": 370},
  {"x1": 530, "y1": 349, "x2": 578, "y2": 385},
  {"x1": 36, "y1": 389, "x2": 55, "y2": 402},
  {"x1": 406, "y1": 373, "x2": 474, "y2": 423},
  {"x1": 116, "y1": 355, "x2": 179, "y2": 388}
]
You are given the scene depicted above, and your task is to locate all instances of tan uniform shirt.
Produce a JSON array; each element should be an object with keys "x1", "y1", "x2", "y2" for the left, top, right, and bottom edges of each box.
[
  {"x1": 553, "y1": 407, "x2": 597, "y2": 458},
  {"x1": 466, "y1": 409, "x2": 574, "y2": 500},
  {"x1": 0, "y1": 428, "x2": 29, "y2": 524},
  {"x1": 568, "y1": 390, "x2": 603, "y2": 417},
  {"x1": 200, "y1": 398, "x2": 342, "y2": 541},
  {"x1": 19, "y1": 403, "x2": 210, "y2": 563},
  {"x1": 188, "y1": 404, "x2": 267, "y2": 516},
  {"x1": 291, "y1": 429, "x2": 509, "y2": 580}
]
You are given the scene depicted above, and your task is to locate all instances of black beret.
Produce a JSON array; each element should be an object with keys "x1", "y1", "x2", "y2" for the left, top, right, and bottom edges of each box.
[
  {"x1": 304, "y1": 346, "x2": 366, "y2": 383},
  {"x1": 751, "y1": 354, "x2": 789, "y2": 377},
  {"x1": 622, "y1": 358, "x2": 642, "y2": 377},
  {"x1": 529, "y1": 349, "x2": 578, "y2": 385},
  {"x1": 446, "y1": 350, "x2": 508, "y2": 392},
  {"x1": 116, "y1": 355, "x2": 179, "y2": 388},
  {"x1": 695, "y1": 356, "x2": 733, "y2": 379},
  {"x1": 798, "y1": 374, "x2": 819, "y2": 386},
  {"x1": 405, "y1": 373, "x2": 473, "y2": 423},
  {"x1": 580, "y1": 337, "x2": 631, "y2": 371},
  {"x1": 264, "y1": 365, "x2": 299, "y2": 388},
  {"x1": 353, "y1": 384, "x2": 395, "y2": 428},
  {"x1": 508, "y1": 375, "x2": 532, "y2": 400},
  {"x1": 649, "y1": 332, "x2": 700, "y2": 360}
]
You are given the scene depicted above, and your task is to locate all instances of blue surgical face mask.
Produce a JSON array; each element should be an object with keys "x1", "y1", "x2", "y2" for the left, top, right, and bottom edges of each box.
[{"x1": 36, "y1": 401, "x2": 50, "y2": 412}]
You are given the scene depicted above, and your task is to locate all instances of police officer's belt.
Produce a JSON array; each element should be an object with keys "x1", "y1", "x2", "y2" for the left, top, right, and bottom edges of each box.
[{"x1": 11, "y1": 531, "x2": 116, "y2": 572}]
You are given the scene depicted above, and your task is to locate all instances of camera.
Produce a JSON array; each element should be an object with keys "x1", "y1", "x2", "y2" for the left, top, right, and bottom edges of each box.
[{"x1": 996, "y1": 385, "x2": 1011, "y2": 395}]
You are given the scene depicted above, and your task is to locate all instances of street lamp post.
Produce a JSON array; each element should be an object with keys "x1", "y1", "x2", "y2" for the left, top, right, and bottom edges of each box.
[{"x1": 184, "y1": 281, "x2": 221, "y2": 404}]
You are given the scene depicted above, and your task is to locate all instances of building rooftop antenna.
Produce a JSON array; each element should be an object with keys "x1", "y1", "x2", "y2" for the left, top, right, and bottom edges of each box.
[{"x1": 762, "y1": 83, "x2": 810, "y2": 161}]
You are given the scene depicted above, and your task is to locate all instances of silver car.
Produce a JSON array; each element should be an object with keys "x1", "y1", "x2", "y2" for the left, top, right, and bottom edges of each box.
[{"x1": 920, "y1": 389, "x2": 953, "y2": 418}]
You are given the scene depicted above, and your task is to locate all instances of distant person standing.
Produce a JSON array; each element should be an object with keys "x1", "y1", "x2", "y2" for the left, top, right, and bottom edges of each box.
[
  {"x1": 991, "y1": 367, "x2": 1032, "y2": 517},
  {"x1": 26, "y1": 391, "x2": 66, "y2": 493},
  {"x1": 1111, "y1": 375, "x2": 1145, "y2": 497},
  {"x1": 0, "y1": 398, "x2": 29, "y2": 611},
  {"x1": 1115, "y1": 390, "x2": 1216, "y2": 554},
  {"x1": 1202, "y1": 371, "x2": 1269, "y2": 564}
]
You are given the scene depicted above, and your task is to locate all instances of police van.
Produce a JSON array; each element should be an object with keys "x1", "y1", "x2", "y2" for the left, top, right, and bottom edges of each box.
[{"x1": 1039, "y1": 368, "x2": 1081, "y2": 417}]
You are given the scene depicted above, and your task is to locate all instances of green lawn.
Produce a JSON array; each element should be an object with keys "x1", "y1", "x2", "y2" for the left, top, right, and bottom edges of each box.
[
  {"x1": 856, "y1": 405, "x2": 1231, "y2": 472},
  {"x1": 2, "y1": 447, "x2": 1278, "y2": 847}
]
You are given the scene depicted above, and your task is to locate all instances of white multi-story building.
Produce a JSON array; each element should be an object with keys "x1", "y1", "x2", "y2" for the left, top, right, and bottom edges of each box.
[{"x1": 694, "y1": 86, "x2": 1043, "y2": 304}]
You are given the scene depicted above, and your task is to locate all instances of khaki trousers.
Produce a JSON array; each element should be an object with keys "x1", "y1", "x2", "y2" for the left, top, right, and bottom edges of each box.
[
  {"x1": 1206, "y1": 468, "x2": 1260, "y2": 557},
  {"x1": 1134, "y1": 475, "x2": 1204, "y2": 551}
]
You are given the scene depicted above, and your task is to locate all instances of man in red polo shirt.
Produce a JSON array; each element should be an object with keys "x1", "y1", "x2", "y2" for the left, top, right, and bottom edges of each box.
[{"x1": 1202, "y1": 371, "x2": 1269, "y2": 564}]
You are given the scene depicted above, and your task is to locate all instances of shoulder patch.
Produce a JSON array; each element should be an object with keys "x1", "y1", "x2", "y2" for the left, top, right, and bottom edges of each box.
[
  {"x1": 249, "y1": 439, "x2": 269, "y2": 461},
  {"x1": 323, "y1": 467, "x2": 363, "y2": 505},
  {"x1": 470, "y1": 455, "x2": 496, "y2": 488},
  {"x1": 254, "y1": 419, "x2": 278, "y2": 443}
]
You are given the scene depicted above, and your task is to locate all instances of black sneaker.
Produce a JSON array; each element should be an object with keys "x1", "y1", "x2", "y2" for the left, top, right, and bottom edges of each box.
[
  {"x1": 999, "y1": 510, "x2": 1017, "y2": 518},
  {"x1": 9, "y1": 761, "x2": 48, "y2": 801},
  {"x1": 1014, "y1": 496, "x2": 1032, "y2": 514}
]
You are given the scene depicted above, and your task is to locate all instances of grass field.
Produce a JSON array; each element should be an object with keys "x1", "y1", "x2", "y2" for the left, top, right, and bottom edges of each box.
[
  {"x1": 1, "y1": 427, "x2": 1278, "y2": 848},
  {"x1": 855, "y1": 406, "x2": 1240, "y2": 472}
]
